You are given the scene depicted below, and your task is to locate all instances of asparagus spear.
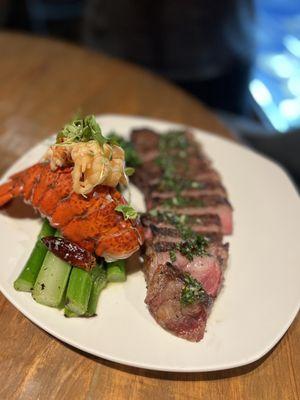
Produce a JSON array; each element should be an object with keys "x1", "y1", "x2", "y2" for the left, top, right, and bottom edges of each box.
[
  {"x1": 65, "y1": 268, "x2": 92, "y2": 315},
  {"x1": 14, "y1": 219, "x2": 55, "y2": 292},
  {"x1": 32, "y1": 232, "x2": 71, "y2": 308},
  {"x1": 64, "y1": 307, "x2": 79, "y2": 318},
  {"x1": 85, "y1": 264, "x2": 107, "y2": 317},
  {"x1": 106, "y1": 260, "x2": 126, "y2": 282}
]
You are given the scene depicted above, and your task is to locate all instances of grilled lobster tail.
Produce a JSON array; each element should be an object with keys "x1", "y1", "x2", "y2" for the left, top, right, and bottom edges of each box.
[{"x1": 0, "y1": 162, "x2": 143, "y2": 261}]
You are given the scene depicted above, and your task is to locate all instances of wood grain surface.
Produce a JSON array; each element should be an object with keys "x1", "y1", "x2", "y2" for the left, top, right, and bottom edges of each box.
[{"x1": 0, "y1": 32, "x2": 298, "y2": 400}]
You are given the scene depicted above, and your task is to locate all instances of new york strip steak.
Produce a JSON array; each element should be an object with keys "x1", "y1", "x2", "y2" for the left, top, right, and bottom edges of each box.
[{"x1": 131, "y1": 128, "x2": 233, "y2": 342}]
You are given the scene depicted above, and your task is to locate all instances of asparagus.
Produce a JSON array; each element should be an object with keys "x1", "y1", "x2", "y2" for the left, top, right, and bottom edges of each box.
[
  {"x1": 32, "y1": 232, "x2": 71, "y2": 308},
  {"x1": 14, "y1": 219, "x2": 55, "y2": 292},
  {"x1": 65, "y1": 268, "x2": 92, "y2": 315},
  {"x1": 106, "y1": 260, "x2": 126, "y2": 282},
  {"x1": 64, "y1": 307, "x2": 79, "y2": 318},
  {"x1": 85, "y1": 264, "x2": 107, "y2": 317}
]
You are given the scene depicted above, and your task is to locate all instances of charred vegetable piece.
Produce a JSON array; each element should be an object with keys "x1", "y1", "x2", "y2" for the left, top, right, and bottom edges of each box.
[
  {"x1": 14, "y1": 219, "x2": 55, "y2": 292},
  {"x1": 86, "y1": 264, "x2": 107, "y2": 317},
  {"x1": 42, "y1": 236, "x2": 96, "y2": 271},
  {"x1": 65, "y1": 267, "x2": 93, "y2": 315}
]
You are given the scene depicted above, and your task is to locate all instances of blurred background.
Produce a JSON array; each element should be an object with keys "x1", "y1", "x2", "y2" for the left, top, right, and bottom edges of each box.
[{"x1": 1, "y1": 0, "x2": 300, "y2": 185}]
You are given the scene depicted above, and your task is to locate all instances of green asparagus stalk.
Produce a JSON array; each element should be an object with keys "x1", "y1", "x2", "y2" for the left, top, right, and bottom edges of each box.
[
  {"x1": 85, "y1": 264, "x2": 107, "y2": 317},
  {"x1": 64, "y1": 307, "x2": 79, "y2": 318},
  {"x1": 32, "y1": 232, "x2": 71, "y2": 308},
  {"x1": 106, "y1": 260, "x2": 126, "y2": 282},
  {"x1": 65, "y1": 268, "x2": 92, "y2": 315},
  {"x1": 14, "y1": 219, "x2": 55, "y2": 292}
]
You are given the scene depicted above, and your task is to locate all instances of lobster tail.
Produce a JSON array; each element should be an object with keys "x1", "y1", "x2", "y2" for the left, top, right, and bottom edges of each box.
[
  {"x1": 0, "y1": 164, "x2": 43, "y2": 208},
  {"x1": 0, "y1": 169, "x2": 26, "y2": 207},
  {"x1": 0, "y1": 181, "x2": 15, "y2": 207},
  {"x1": 0, "y1": 162, "x2": 144, "y2": 260}
]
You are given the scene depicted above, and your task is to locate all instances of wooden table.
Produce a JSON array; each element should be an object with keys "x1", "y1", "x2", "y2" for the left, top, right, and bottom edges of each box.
[{"x1": 0, "y1": 32, "x2": 298, "y2": 400}]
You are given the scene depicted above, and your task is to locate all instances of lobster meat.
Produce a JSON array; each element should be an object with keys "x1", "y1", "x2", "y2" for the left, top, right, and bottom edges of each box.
[{"x1": 0, "y1": 162, "x2": 143, "y2": 261}]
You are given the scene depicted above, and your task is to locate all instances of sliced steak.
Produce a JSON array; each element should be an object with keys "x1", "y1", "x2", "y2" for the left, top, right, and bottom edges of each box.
[
  {"x1": 149, "y1": 224, "x2": 223, "y2": 241},
  {"x1": 141, "y1": 213, "x2": 223, "y2": 237},
  {"x1": 150, "y1": 182, "x2": 227, "y2": 198},
  {"x1": 145, "y1": 170, "x2": 222, "y2": 189},
  {"x1": 130, "y1": 127, "x2": 232, "y2": 342},
  {"x1": 150, "y1": 196, "x2": 233, "y2": 235},
  {"x1": 145, "y1": 241, "x2": 228, "y2": 297},
  {"x1": 131, "y1": 128, "x2": 160, "y2": 153},
  {"x1": 145, "y1": 263, "x2": 212, "y2": 342}
]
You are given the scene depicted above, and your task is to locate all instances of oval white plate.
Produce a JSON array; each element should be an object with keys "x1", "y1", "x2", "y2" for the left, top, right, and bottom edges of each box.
[{"x1": 0, "y1": 114, "x2": 299, "y2": 372}]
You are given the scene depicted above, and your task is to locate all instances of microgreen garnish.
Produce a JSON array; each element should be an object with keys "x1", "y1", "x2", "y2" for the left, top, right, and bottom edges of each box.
[
  {"x1": 125, "y1": 167, "x2": 135, "y2": 176},
  {"x1": 115, "y1": 204, "x2": 138, "y2": 220},
  {"x1": 56, "y1": 115, "x2": 108, "y2": 145}
]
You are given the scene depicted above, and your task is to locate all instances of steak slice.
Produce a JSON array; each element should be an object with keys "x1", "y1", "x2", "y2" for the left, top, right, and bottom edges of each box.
[
  {"x1": 144, "y1": 170, "x2": 222, "y2": 189},
  {"x1": 149, "y1": 182, "x2": 227, "y2": 199},
  {"x1": 151, "y1": 198, "x2": 233, "y2": 236},
  {"x1": 145, "y1": 241, "x2": 228, "y2": 297},
  {"x1": 141, "y1": 213, "x2": 223, "y2": 237},
  {"x1": 145, "y1": 263, "x2": 212, "y2": 342},
  {"x1": 131, "y1": 128, "x2": 160, "y2": 153}
]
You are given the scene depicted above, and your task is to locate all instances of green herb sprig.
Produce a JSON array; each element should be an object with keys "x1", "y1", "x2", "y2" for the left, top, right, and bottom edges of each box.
[
  {"x1": 56, "y1": 115, "x2": 107, "y2": 145},
  {"x1": 149, "y1": 210, "x2": 208, "y2": 262},
  {"x1": 115, "y1": 204, "x2": 138, "y2": 220},
  {"x1": 149, "y1": 210, "x2": 196, "y2": 240},
  {"x1": 180, "y1": 274, "x2": 208, "y2": 306},
  {"x1": 155, "y1": 131, "x2": 204, "y2": 200},
  {"x1": 162, "y1": 195, "x2": 204, "y2": 208},
  {"x1": 176, "y1": 235, "x2": 208, "y2": 261},
  {"x1": 168, "y1": 235, "x2": 208, "y2": 263}
]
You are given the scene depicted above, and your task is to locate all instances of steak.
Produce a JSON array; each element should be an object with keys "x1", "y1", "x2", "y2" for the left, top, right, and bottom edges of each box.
[
  {"x1": 131, "y1": 128, "x2": 232, "y2": 341},
  {"x1": 145, "y1": 263, "x2": 212, "y2": 342}
]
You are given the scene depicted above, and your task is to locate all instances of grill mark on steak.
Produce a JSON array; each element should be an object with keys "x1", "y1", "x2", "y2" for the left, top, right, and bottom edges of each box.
[
  {"x1": 148, "y1": 194, "x2": 231, "y2": 209},
  {"x1": 152, "y1": 233, "x2": 224, "y2": 251},
  {"x1": 133, "y1": 160, "x2": 214, "y2": 184},
  {"x1": 142, "y1": 213, "x2": 221, "y2": 229},
  {"x1": 145, "y1": 242, "x2": 227, "y2": 298},
  {"x1": 143, "y1": 170, "x2": 222, "y2": 189},
  {"x1": 150, "y1": 182, "x2": 227, "y2": 199},
  {"x1": 153, "y1": 241, "x2": 178, "y2": 252},
  {"x1": 153, "y1": 204, "x2": 233, "y2": 236},
  {"x1": 141, "y1": 213, "x2": 223, "y2": 243}
]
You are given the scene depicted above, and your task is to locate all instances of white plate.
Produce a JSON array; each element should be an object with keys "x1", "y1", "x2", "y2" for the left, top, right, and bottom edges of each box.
[{"x1": 0, "y1": 114, "x2": 299, "y2": 372}]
